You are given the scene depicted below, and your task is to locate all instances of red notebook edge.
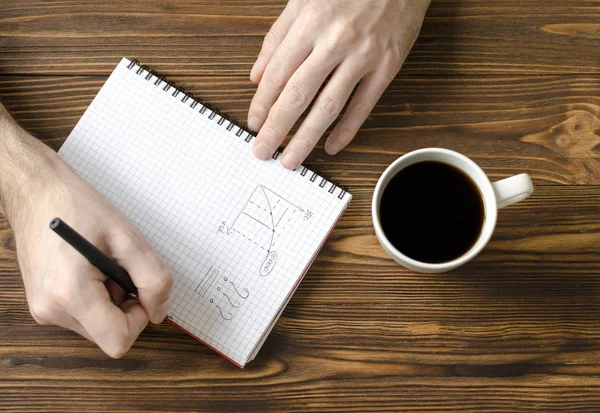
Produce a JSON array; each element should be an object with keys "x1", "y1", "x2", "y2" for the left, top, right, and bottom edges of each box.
[
  {"x1": 164, "y1": 195, "x2": 351, "y2": 369},
  {"x1": 165, "y1": 317, "x2": 245, "y2": 369}
]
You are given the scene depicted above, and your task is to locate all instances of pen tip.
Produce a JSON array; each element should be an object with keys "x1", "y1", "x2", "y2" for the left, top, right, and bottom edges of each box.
[{"x1": 49, "y1": 218, "x2": 61, "y2": 229}]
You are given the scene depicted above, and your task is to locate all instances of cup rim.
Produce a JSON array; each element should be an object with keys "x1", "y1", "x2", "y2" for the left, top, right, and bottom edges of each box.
[{"x1": 372, "y1": 148, "x2": 498, "y2": 272}]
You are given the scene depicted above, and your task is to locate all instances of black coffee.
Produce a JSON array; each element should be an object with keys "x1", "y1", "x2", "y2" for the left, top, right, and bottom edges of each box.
[{"x1": 380, "y1": 161, "x2": 484, "y2": 264}]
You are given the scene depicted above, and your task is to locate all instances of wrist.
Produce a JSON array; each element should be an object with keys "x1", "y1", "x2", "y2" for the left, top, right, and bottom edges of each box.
[{"x1": 0, "y1": 105, "x2": 61, "y2": 227}]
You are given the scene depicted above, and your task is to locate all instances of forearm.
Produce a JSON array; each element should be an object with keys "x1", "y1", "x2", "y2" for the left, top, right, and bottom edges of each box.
[
  {"x1": 1, "y1": 108, "x2": 173, "y2": 357},
  {"x1": 0, "y1": 104, "x2": 56, "y2": 223}
]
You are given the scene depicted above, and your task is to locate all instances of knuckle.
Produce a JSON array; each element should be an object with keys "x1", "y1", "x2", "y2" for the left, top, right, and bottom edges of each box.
[
  {"x1": 249, "y1": 100, "x2": 269, "y2": 118},
  {"x1": 106, "y1": 339, "x2": 130, "y2": 359},
  {"x1": 301, "y1": 6, "x2": 322, "y2": 26},
  {"x1": 292, "y1": 0, "x2": 310, "y2": 8},
  {"x1": 261, "y1": 119, "x2": 281, "y2": 142},
  {"x1": 292, "y1": 133, "x2": 316, "y2": 151},
  {"x1": 261, "y1": 122, "x2": 283, "y2": 143},
  {"x1": 150, "y1": 265, "x2": 174, "y2": 295},
  {"x1": 282, "y1": 82, "x2": 309, "y2": 108},
  {"x1": 298, "y1": 7, "x2": 324, "y2": 36},
  {"x1": 137, "y1": 255, "x2": 173, "y2": 296},
  {"x1": 108, "y1": 230, "x2": 139, "y2": 258},
  {"x1": 297, "y1": 20, "x2": 317, "y2": 38},
  {"x1": 287, "y1": 0, "x2": 311, "y2": 13},
  {"x1": 266, "y1": 103, "x2": 282, "y2": 124},
  {"x1": 262, "y1": 30, "x2": 281, "y2": 49},
  {"x1": 363, "y1": 35, "x2": 379, "y2": 51},
  {"x1": 359, "y1": 37, "x2": 382, "y2": 60},
  {"x1": 352, "y1": 99, "x2": 375, "y2": 118},
  {"x1": 30, "y1": 299, "x2": 53, "y2": 325},
  {"x1": 48, "y1": 282, "x2": 77, "y2": 311},
  {"x1": 321, "y1": 41, "x2": 340, "y2": 57},
  {"x1": 383, "y1": 49, "x2": 402, "y2": 79},
  {"x1": 317, "y1": 96, "x2": 342, "y2": 118},
  {"x1": 329, "y1": 22, "x2": 359, "y2": 50},
  {"x1": 114, "y1": 230, "x2": 145, "y2": 256},
  {"x1": 263, "y1": 64, "x2": 286, "y2": 89}
]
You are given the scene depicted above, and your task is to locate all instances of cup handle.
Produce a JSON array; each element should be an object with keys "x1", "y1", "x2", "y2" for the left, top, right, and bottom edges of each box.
[{"x1": 492, "y1": 173, "x2": 534, "y2": 209}]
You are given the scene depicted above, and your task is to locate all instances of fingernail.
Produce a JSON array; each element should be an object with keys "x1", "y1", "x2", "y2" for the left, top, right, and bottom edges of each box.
[
  {"x1": 152, "y1": 302, "x2": 169, "y2": 324},
  {"x1": 250, "y1": 57, "x2": 263, "y2": 82},
  {"x1": 325, "y1": 140, "x2": 341, "y2": 155},
  {"x1": 248, "y1": 116, "x2": 263, "y2": 132},
  {"x1": 281, "y1": 151, "x2": 302, "y2": 170},
  {"x1": 253, "y1": 141, "x2": 272, "y2": 160}
]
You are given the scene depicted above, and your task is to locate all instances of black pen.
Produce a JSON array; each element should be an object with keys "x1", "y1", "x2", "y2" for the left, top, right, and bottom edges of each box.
[{"x1": 49, "y1": 218, "x2": 138, "y2": 296}]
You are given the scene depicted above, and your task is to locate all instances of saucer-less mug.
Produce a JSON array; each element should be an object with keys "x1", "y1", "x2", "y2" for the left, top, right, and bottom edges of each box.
[{"x1": 372, "y1": 148, "x2": 534, "y2": 273}]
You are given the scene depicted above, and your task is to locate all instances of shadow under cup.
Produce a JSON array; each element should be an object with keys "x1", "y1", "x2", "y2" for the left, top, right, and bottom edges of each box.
[{"x1": 372, "y1": 149, "x2": 499, "y2": 273}]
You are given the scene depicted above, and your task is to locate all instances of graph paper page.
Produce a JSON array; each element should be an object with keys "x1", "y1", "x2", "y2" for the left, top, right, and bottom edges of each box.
[{"x1": 59, "y1": 58, "x2": 351, "y2": 366}]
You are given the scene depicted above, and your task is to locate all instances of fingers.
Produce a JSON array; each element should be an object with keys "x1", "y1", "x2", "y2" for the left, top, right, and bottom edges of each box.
[
  {"x1": 252, "y1": 47, "x2": 340, "y2": 161},
  {"x1": 280, "y1": 61, "x2": 362, "y2": 169},
  {"x1": 107, "y1": 224, "x2": 174, "y2": 324},
  {"x1": 63, "y1": 317, "x2": 95, "y2": 342},
  {"x1": 325, "y1": 68, "x2": 393, "y2": 156},
  {"x1": 248, "y1": 29, "x2": 313, "y2": 132},
  {"x1": 76, "y1": 280, "x2": 148, "y2": 359},
  {"x1": 105, "y1": 279, "x2": 127, "y2": 306},
  {"x1": 29, "y1": 266, "x2": 145, "y2": 358},
  {"x1": 30, "y1": 300, "x2": 95, "y2": 342},
  {"x1": 250, "y1": 2, "x2": 298, "y2": 84}
]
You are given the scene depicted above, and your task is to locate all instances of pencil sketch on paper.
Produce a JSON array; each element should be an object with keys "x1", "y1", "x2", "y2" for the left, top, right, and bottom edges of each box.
[
  {"x1": 217, "y1": 185, "x2": 313, "y2": 276},
  {"x1": 194, "y1": 264, "x2": 250, "y2": 320}
]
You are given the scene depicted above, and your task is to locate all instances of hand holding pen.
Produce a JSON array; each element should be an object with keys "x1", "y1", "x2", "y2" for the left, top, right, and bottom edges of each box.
[
  {"x1": 0, "y1": 139, "x2": 173, "y2": 359},
  {"x1": 42, "y1": 211, "x2": 173, "y2": 358},
  {"x1": 43, "y1": 213, "x2": 173, "y2": 358},
  {"x1": 43, "y1": 211, "x2": 173, "y2": 358}
]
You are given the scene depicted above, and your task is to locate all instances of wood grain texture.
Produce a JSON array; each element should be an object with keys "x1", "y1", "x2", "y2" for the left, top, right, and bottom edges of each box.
[
  {"x1": 1, "y1": 186, "x2": 600, "y2": 412},
  {"x1": 1, "y1": 1, "x2": 599, "y2": 76},
  {"x1": 1, "y1": 0, "x2": 600, "y2": 412},
  {"x1": 1, "y1": 74, "x2": 599, "y2": 184}
]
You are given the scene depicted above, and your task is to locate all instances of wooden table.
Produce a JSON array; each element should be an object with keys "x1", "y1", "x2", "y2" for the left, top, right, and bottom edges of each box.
[{"x1": 1, "y1": 1, "x2": 599, "y2": 411}]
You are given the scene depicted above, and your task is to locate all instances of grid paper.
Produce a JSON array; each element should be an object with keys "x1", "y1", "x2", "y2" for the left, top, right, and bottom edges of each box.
[{"x1": 58, "y1": 58, "x2": 351, "y2": 367}]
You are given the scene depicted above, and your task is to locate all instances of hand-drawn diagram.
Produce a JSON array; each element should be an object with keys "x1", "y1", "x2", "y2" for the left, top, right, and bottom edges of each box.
[
  {"x1": 218, "y1": 185, "x2": 312, "y2": 276},
  {"x1": 194, "y1": 264, "x2": 250, "y2": 320}
]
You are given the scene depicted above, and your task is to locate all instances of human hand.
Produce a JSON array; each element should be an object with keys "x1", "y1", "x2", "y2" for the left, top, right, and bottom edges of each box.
[
  {"x1": 0, "y1": 114, "x2": 174, "y2": 358},
  {"x1": 248, "y1": 0, "x2": 431, "y2": 169}
]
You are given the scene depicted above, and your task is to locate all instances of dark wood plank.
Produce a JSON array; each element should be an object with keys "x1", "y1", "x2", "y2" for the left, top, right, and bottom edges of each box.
[
  {"x1": 1, "y1": 185, "x2": 600, "y2": 412},
  {"x1": 1, "y1": 74, "x2": 599, "y2": 185},
  {"x1": 2, "y1": 186, "x2": 600, "y2": 306},
  {"x1": 1, "y1": 0, "x2": 599, "y2": 76}
]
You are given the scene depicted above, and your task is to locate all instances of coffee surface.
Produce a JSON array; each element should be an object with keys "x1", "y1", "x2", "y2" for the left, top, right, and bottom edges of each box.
[{"x1": 380, "y1": 161, "x2": 484, "y2": 264}]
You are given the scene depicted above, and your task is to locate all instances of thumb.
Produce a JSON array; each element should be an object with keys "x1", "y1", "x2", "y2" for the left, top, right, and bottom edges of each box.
[{"x1": 107, "y1": 225, "x2": 174, "y2": 324}]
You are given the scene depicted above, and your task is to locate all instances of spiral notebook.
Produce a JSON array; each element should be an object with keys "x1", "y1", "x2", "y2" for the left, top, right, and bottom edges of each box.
[{"x1": 58, "y1": 58, "x2": 351, "y2": 367}]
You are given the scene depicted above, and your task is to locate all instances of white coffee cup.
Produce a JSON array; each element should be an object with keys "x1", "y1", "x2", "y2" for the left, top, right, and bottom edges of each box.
[{"x1": 372, "y1": 148, "x2": 534, "y2": 273}]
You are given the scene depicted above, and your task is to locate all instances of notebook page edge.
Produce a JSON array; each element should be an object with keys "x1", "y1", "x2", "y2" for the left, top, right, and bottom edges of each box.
[
  {"x1": 58, "y1": 57, "x2": 130, "y2": 155},
  {"x1": 245, "y1": 194, "x2": 352, "y2": 364}
]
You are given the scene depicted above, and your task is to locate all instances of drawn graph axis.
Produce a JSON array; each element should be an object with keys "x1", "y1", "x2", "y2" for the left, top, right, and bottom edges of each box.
[{"x1": 227, "y1": 185, "x2": 304, "y2": 255}]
